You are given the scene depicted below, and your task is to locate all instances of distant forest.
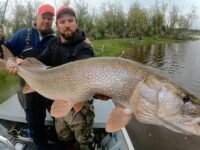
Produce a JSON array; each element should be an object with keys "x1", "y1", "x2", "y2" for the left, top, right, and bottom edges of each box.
[{"x1": 0, "y1": 0, "x2": 198, "y2": 40}]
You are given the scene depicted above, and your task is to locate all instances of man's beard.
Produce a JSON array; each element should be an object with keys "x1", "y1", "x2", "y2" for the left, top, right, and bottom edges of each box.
[{"x1": 60, "y1": 29, "x2": 76, "y2": 40}]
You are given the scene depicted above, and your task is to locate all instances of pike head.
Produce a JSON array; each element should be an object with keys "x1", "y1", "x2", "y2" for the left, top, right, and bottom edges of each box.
[{"x1": 130, "y1": 75, "x2": 200, "y2": 135}]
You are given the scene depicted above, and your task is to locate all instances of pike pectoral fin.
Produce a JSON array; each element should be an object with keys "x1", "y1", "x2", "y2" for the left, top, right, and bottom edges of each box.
[
  {"x1": 51, "y1": 100, "x2": 73, "y2": 118},
  {"x1": 73, "y1": 102, "x2": 84, "y2": 112},
  {"x1": 22, "y1": 85, "x2": 35, "y2": 94},
  {"x1": 106, "y1": 107, "x2": 132, "y2": 132}
]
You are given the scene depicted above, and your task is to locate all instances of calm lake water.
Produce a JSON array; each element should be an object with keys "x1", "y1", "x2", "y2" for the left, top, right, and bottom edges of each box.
[
  {"x1": 125, "y1": 40, "x2": 200, "y2": 150},
  {"x1": 1, "y1": 40, "x2": 200, "y2": 149}
]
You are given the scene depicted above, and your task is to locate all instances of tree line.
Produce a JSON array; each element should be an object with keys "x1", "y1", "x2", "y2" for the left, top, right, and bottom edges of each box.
[{"x1": 0, "y1": 0, "x2": 197, "y2": 40}]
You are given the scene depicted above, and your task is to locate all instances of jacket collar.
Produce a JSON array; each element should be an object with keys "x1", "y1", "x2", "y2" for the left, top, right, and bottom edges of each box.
[{"x1": 32, "y1": 25, "x2": 55, "y2": 40}]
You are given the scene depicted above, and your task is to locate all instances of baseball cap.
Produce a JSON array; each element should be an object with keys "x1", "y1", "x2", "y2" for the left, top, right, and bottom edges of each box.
[
  {"x1": 56, "y1": 6, "x2": 76, "y2": 20},
  {"x1": 37, "y1": 4, "x2": 55, "y2": 16}
]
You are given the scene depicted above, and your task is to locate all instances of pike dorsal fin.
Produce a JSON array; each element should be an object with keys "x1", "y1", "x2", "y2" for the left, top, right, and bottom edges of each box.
[
  {"x1": 106, "y1": 106, "x2": 132, "y2": 132},
  {"x1": 21, "y1": 58, "x2": 48, "y2": 69},
  {"x1": 51, "y1": 100, "x2": 73, "y2": 118},
  {"x1": 73, "y1": 102, "x2": 84, "y2": 112}
]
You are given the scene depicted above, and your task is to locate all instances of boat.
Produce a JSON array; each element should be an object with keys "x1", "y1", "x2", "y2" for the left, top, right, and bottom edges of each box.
[{"x1": 0, "y1": 95, "x2": 134, "y2": 150}]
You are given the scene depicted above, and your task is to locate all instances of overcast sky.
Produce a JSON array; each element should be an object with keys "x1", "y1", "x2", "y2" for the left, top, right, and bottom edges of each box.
[
  {"x1": 3, "y1": 0, "x2": 200, "y2": 29},
  {"x1": 40, "y1": 0, "x2": 200, "y2": 29}
]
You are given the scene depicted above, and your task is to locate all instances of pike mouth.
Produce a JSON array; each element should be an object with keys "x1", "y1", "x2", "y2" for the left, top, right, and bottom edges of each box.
[
  {"x1": 177, "y1": 115, "x2": 200, "y2": 126},
  {"x1": 158, "y1": 115, "x2": 200, "y2": 135},
  {"x1": 175, "y1": 115, "x2": 200, "y2": 135}
]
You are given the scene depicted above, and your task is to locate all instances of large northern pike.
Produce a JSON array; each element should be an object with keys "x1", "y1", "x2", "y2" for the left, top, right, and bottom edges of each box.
[{"x1": 1, "y1": 45, "x2": 200, "y2": 135}]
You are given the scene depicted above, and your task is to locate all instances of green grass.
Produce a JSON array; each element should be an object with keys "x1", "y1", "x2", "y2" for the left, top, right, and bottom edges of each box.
[
  {"x1": 92, "y1": 38, "x2": 132, "y2": 56},
  {"x1": 0, "y1": 71, "x2": 19, "y2": 103},
  {"x1": 92, "y1": 37, "x2": 180, "y2": 57}
]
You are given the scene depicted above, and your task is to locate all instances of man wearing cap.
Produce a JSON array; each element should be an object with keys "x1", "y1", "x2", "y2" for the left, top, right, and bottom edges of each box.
[
  {"x1": 38, "y1": 6, "x2": 95, "y2": 150},
  {"x1": 4, "y1": 4, "x2": 55, "y2": 150}
]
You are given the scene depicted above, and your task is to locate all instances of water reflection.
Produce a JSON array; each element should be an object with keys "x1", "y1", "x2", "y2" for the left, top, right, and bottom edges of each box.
[
  {"x1": 124, "y1": 40, "x2": 200, "y2": 150},
  {"x1": 124, "y1": 40, "x2": 200, "y2": 98}
]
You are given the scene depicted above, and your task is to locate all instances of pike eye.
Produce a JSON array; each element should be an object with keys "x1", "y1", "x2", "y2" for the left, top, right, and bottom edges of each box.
[{"x1": 183, "y1": 96, "x2": 190, "y2": 103}]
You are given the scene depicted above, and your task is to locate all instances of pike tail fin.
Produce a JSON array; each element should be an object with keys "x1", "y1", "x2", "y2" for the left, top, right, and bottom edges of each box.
[
  {"x1": 1, "y1": 45, "x2": 14, "y2": 61},
  {"x1": 1, "y1": 45, "x2": 16, "y2": 70},
  {"x1": 0, "y1": 59, "x2": 6, "y2": 70}
]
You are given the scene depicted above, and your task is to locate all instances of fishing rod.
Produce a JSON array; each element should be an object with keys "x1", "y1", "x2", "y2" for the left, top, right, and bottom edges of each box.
[
  {"x1": 1, "y1": 0, "x2": 9, "y2": 27},
  {"x1": 54, "y1": 0, "x2": 57, "y2": 10}
]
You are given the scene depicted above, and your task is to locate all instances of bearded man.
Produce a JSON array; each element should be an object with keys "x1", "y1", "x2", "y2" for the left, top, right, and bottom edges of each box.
[{"x1": 37, "y1": 6, "x2": 95, "y2": 150}]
